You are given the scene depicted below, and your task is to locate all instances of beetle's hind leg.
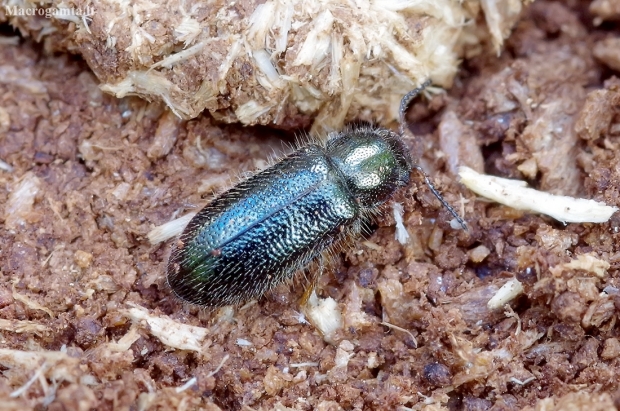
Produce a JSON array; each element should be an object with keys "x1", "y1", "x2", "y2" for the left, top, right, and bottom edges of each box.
[{"x1": 299, "y1": 260, "x2": 324, "y2": 306}]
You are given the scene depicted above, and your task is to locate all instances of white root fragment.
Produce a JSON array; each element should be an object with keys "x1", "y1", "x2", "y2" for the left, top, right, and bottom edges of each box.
[
  {"x1": 392, "y1": 202, "x2": 410, "y2": 245},
  {"x1": 509, "y1": 376, "x2": 536, "y2": 386},
  {"x1": 380, "y1": 321, "x2": 418, "y2": 348},
  {"x1": 488, "y1": 278, "x2": 524, "y2": 310},
  {"x1": 303, "y1": 290, "x2": 343, "y2": 344},
  {"x1": 147, "y1": 212, "x2": 196, "y2": 244},
  {"x1": 175, "y1": 376, "x2": 197, "y2": 393},
  {"x1": 459, "y1": 166, "x2": 618, "y2": 223},
  {"x1": 10, "y1": 361, "x2": 49, "y2": 398},
  {"x1": 122, "y1": 303, "x2": 208, "y2": 352},
  {"x1": 206, "y1": 354, "x2": 230, "y2": 378}
]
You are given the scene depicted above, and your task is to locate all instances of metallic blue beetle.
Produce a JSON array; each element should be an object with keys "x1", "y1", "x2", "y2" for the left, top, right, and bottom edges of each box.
[{"x1": 167, "y1": 82, "x2": 464, "y2": 306}]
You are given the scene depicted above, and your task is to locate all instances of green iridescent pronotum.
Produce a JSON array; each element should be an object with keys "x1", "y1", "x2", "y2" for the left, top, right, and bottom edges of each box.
[{"x1": 167, "y1": 82, "x2": 466, "y2": 306}]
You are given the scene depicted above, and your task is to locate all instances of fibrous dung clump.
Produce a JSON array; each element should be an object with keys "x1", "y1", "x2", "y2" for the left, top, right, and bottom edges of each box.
[{"x1": 2, "y1": 0, "x2": 529, "y2": 132}]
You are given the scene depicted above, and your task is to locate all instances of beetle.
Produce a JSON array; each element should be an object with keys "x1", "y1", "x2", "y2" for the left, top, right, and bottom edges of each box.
[{"x1": 167, "y1": 81, "x2": 465, "y2": 306}]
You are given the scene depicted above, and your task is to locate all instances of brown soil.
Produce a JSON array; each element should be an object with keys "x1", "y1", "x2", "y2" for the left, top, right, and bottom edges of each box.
[{"x1": 1, "y1": 1, "x2": 620, "y2": 410}]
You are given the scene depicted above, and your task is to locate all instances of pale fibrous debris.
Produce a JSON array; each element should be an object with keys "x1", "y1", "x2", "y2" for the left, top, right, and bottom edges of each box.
[
  {"x1": 0, "y1": 348, "x2": 84, "y2": 390},
  {"x1": 290, "y1": 362, "x2": 319, "y2": 368},
  {"x1": 459, "y1": 166, "x2": 619, "y2": 223},
  {"x1": 487, "y1": 278, "x2": 524, "y2": 310},
  {"x1": 103, "y1": 325, "x2": 141, "y2": 353},
  {"x1": 303, "y1": 290, "x2": 343, "y2": 344},
  {"x1": 481, "y1": 0, "x2": 533, "y2": 54},
  {"x1": 0, "y1": 319, "x2": 50, "y2": 335},
  {"x1": 449, "y1": 329, "x2": 543, "y2": 387},
  {"x1": 4, "y1": 171, "x2": 40, "y2": 230},
  {"x1": 236, "y1": 338, "x2": 253, "y2": 347},
  {"x1": 0, "y1": 64, "x2": 47, "y2": 94},
  {"x1": 362, "y1": 241, "x2": 383, "y2": 251},
  {"x1": 549, "y1": 253, "x2": 611, "y2": 279},
  {"x1": 468, "y1": 244, "x2": 491, "y2": 263},
  {"x1": 10, "y1": 361, "x2": 49, "y2": 398},
  {"x1": 503, "y1": 304, "x2": 522, "y2": 335},
  {"x1": 561, "y1": 253, "x2": 610, "y2": 278},
  {"x1": 4, "y1": 0, "x2": 530, "y2": 131},
  {"x1": 392, "y1": 202, "x2": 410, "y2": 245},
  {"x1": 450, "y1": 217, "x2": 465, "y2": 230},
  {"x1": 12, "y1": 279, "x2": 53, "y2": 318},
  {"x1": 0, "y1": 36, "x2": 19, "y2": 45},
  {"x1": 147, "y1": 211, "x2": 196, "y2": 245},
  {"x1": 0, "y1": 158, "x2": 13, "y2": 172},
  {"x1": 292, "y1": 311, "x2": 309, "y2": 325},
  {"x1": 216, "y1": 306, "x2": 236, "y2": 323},
  {"x1": 333, "y1": 340, "x2": 355, "y2": 368},
  {"x1": 122, "y1": 303, "x2": 208, "y2": 352}
]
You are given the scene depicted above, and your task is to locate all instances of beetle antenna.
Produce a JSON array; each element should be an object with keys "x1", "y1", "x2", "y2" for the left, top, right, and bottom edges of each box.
[
  {"x1": 400, "y1": 80, "x2": 468, "y2": 231},
  {"x1": 412, "y1": 165, "x2": 468, "y2": 230},
  {"x1": 399, "y1": 79, "x2": 432, "y2": 137}
]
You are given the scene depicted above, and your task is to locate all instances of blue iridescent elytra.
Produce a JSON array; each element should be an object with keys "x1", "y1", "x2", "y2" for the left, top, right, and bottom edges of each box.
[{"x1": 167, "y1": 127, "x2": 412, "y2": 306}]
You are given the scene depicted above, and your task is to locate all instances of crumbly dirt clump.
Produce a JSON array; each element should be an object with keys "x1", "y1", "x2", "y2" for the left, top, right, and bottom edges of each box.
[{"x1": 2, "y1": 1, "x2": 620, "y2": 410}]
